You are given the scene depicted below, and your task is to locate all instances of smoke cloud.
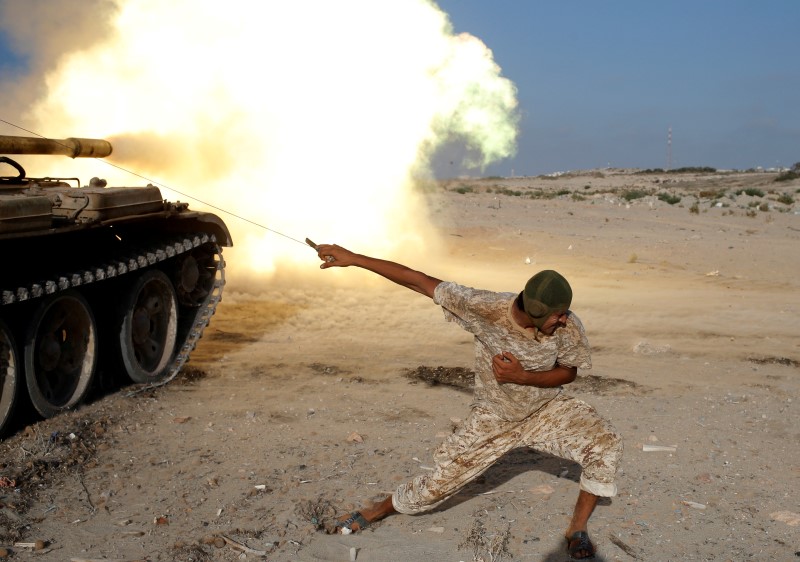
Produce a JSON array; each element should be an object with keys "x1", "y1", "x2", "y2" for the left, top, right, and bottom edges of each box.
[{"x1": 0, "y1": 0, "x2": 518, "y2": 286}]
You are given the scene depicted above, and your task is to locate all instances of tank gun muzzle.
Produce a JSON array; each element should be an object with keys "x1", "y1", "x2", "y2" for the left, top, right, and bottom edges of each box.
[{"x1": 0, "y1": 135, "x2": 113, "y2": 158}]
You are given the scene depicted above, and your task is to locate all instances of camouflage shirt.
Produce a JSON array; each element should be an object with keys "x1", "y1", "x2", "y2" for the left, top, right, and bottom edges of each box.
[{"x1": 433, "y1": 281, "x2": 592, "y2": 421}]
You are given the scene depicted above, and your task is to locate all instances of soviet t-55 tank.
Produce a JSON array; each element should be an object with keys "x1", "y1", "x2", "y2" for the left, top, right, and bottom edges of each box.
[{"x1": 0, "y1": 134, "x2": 232, "y2": 435}]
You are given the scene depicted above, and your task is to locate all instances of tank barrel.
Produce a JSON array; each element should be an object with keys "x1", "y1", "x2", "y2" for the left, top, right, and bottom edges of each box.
[{"x1": 0, "y1": 135, "x2": 112, "y2": 158}]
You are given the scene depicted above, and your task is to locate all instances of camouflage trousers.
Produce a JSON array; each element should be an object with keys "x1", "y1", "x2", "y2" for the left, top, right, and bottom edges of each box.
[{"x1": 392, "y1": 394, "x2": 623, "y2": 514}]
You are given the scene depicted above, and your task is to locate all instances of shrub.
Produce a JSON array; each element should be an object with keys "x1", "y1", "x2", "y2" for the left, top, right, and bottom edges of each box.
[
  {"x1": 668, "y1": 166, "x2": 716, "y2": 174},
  {"x1": 737, "y1": 188, "x2": 765, "y2": 197},
  {"x1": 657, "y1": 193, "x2": 681, "y2": 205},
  {"x1": 689, "y1": 202, "x2": 700, "y2": 214},
  {"x1": 699, "y1": 189, "x2": 725, "y2": 199},
  {"x1": 622, "y1": 189, "x2": 647, "y2": 201},
  {"x1": 775, "y1": 170, "x2": 799, "y2": 182},
  {"x1": 776, "y1": 193, "x2": 795, "y2": 205}
]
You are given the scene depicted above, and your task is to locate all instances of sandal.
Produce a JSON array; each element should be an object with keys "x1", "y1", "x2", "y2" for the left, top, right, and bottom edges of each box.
[
  {"x1": 565, "y1": 530, "x2": 596, "y2": 560},
  {"x1": 335, "y1": 511, "x2": 370, "y2": 534}
]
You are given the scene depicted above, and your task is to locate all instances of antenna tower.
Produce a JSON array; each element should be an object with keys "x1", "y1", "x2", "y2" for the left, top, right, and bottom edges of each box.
[{"x1": 666, "y1": 126, "x2": 672, "y2": 170}]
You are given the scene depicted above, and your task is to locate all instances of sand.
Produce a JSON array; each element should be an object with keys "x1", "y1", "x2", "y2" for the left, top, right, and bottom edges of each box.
[{"x1": 0, "y1": 168, "x2": 798, "y2": 561}]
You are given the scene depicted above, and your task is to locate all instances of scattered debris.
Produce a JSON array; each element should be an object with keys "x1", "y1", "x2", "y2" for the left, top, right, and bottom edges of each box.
[
  {"x1": 609, "y1": 533, "x2": 641, "y2": 559},
  {"x1": 460, "y1": 518, "x2": 511, "y2": 562},
  {"x1": 220, "y1": 534, "x2": 269, "y2": 557},
  {"x1": 295, "y1": 497, "x2": 337, "y2": 532},
  {"x1": 13, "y1": 540, "x2": 46, "y2": 550},
  {"x1": 770, "y1": 511, "x2": 800, "y2": 526},
  {"x1": 681, "y1": 500, "x2": 707, "y2": 510},
  {"x1": 642, "y1": 444, "x2": 677, "y2": 452}
]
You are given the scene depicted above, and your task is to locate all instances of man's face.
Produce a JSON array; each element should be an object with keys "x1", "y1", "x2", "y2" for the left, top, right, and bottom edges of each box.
[{"x1": 538, "y1": 310, "x2": 570, "y2": 335}]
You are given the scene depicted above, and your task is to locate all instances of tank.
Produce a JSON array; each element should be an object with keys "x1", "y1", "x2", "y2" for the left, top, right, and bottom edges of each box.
[{"x1": 0, "y1": 134, "x2": 232, "y2": 436}]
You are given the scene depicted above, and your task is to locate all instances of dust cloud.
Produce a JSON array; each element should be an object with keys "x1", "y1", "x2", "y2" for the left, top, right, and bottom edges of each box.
[{"x1": 0, "y1": 0, "x2": 519, "y2": 288}]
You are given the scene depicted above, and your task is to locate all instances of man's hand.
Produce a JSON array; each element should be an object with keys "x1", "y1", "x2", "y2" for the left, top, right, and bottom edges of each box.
[
  {"x1": 315, "y1": 243, "x2": 355, "y2": 269},
  {"x1": 492, "y1": 351, "x2": 527, "y2": 384}
]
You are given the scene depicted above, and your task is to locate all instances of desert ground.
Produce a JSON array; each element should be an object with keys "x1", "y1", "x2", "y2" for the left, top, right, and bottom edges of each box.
[{"x1": 1, "y1": 168, "x2": 799, "y2": 561}]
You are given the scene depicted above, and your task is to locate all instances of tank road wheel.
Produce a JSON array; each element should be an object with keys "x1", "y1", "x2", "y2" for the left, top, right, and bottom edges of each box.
[
  {"x1": 0, "y1": 320, "x2": 20, "y2": 435},
  {"x1": 119, "y1": 269, "x2": 178, "y2": 383},
  {"x1": 24, "y1": 291, "x2": 97, "y2": 418},
  {"x1": 176, "y1": 246, "x2": 218, "y2": 306}
]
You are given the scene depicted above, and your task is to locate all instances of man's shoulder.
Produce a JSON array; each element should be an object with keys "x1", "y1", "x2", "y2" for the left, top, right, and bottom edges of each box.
[
  {"x1": 566, "y1": 311, "x2": 586, "y2": 328},
  {"x1": 558, "y1": 313, "x2": 590, "y2": 346},
  {"x1": 435, "y1": 281, "x2": 514, "y2": 303}
]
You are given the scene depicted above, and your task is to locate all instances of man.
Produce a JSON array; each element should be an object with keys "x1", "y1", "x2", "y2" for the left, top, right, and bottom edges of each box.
[{"x1": 314, "y1": 243, "x2": 622, "y2": 560}]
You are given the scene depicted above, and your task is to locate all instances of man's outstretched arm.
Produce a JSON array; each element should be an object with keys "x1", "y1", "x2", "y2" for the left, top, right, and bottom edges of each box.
[{"x1": 315, "y1": 243, "x2": 442, "y2": 299}]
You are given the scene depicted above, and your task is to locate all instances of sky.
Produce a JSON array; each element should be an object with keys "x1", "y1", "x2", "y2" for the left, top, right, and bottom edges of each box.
[
  {"x1": 435, "y1": 0, "x2": 800, "y2": 176},
  {"x1": 1, "y1": 0, "x2": 798, "y2": 180}
]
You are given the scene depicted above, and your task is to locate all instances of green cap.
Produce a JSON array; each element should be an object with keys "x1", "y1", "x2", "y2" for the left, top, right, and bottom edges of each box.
[{"x1": 522, "y1": 270, "x2": 572, "y2": 329}]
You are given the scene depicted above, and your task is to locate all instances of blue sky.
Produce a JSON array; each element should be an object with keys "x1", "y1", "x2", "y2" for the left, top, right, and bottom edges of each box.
[{"x1": 436, "y1": 0, "x2": 800, "y2": 175}]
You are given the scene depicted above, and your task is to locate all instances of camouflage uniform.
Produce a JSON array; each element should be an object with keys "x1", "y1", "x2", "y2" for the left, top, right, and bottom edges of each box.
[{"x1": 392, "y1": 281, "x2": 622, "y2": 514}]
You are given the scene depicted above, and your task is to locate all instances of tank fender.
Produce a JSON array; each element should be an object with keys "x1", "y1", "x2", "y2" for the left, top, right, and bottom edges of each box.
[{"x1": 183, "y1": 212, "x2": 233, "y2": 246}]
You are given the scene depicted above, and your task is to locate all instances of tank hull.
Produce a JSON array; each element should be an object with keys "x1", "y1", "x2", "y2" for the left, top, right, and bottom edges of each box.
[{"x1": 0, "y1": 136, "x2": 232, "y2": 436}]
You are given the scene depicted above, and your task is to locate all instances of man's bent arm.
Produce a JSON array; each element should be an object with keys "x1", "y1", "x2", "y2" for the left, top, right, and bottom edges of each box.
[
  {"x1": 315, "y1": 244, "x2": 442, "y2": 298},
  {"x1": 492, "y1": 357, "x2": 577, "y2": 387}
]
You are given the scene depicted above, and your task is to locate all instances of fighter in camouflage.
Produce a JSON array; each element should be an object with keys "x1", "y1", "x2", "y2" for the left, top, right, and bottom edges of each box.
[{"x1": 0, "y1": 135, "x2": 232, "y2": 436}]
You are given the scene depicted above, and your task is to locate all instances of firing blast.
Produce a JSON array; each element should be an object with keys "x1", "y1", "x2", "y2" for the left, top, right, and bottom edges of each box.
[{"x1": 0, "y1": 0, "x2": 519, "y2": 281}]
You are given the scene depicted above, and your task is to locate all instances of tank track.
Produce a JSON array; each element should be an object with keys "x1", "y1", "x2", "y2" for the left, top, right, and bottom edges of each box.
[{"x1": 1, "y1": 232, "x2": 225, "y2": 388}]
